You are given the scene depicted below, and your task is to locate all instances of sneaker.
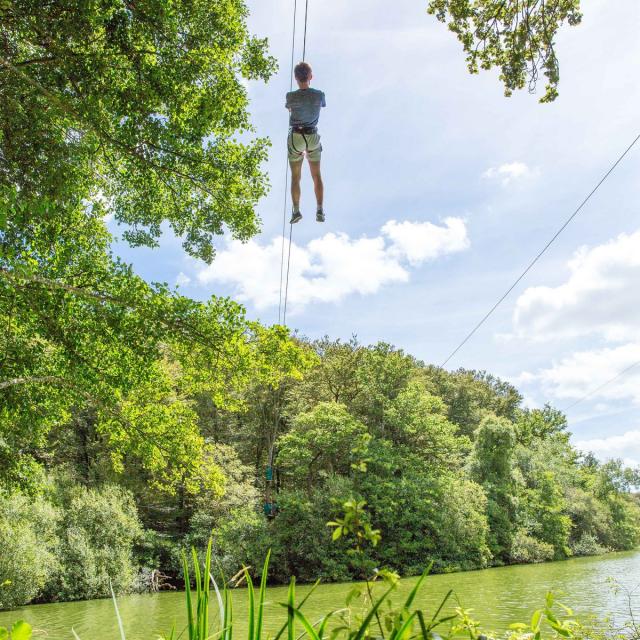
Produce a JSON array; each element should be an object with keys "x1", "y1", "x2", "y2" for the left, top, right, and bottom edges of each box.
[
  {"x1": 316, "y1": 209, "x2": 325, "y2": 223},
  {"x1": 290, "y1": 211, "x2": 302, "y2": 224}
]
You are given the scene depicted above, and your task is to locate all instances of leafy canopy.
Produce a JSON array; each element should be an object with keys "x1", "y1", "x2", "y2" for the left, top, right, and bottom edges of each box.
[
  {"x1": 0, "y1": 0, "x2": 276, "y2": 261},
  {"x1": 427, "y1": 0, "x2": 582, "y2": 102}
]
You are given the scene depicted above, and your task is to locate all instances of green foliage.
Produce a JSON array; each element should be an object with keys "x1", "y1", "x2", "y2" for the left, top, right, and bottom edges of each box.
[
  {"x1": 182, "y1": 446, "x2": 271, "y2": 580},
  {"x1": 0, "y1": 621, "x2": 32, "y2": 640},
  {"x1": 471, "y1": 415, "x2": 518, "y2": 561},
  {"x1": 0, "y1": 0, "x2": 631, "y2": 616},
  {"x1": 383, "y1": 382, "x2": 470, "y2": 468},
  {"x1": 423, "y1": 367, "x2": 522, "y2": 438},
  {"x1": 277, "y1": 402, "x2": 370, "y2": 487},
  {"x1": 2, "y1": 334, "x2": 640, "y2": 607},
  {"x1": 328, "y1": 499, "x2": 382, "y2": 549},
  {"x1": 0, "y1": 0, "x2": 304, "y2": 497},
  {"x1": 361, "y1": 449, "x2": 491, "y2": 573},
  {"x1": 518, "y1": 472, "x2": 571, "y2": 559},
  {"x1": 0, "y1": 0, "x2": 276, "y2": 260},
  {"x1": 0, "y1": 493, "x2": 59, "y2": 609},
  {"x1": 263, "y1": 478, "x2": 364, "y2": 583},
  {"x1": 0, "y1": 197, "x2": 309, "y2": 493},
  {"x1": 510, "y1": 529, "x2": 555, "y2": 564},
  {"x1": 569, "y1": 533, "x2": 608, "y2": 557},
  {"x1": 516, "y1": 406, "x2": 569, "y2": 447},
  {"x1": 48, "y1": 484, "x2": 143, "y2": 601},
  {"x1": 426, "y1": 0, "x2": 582, "y2": 102}
]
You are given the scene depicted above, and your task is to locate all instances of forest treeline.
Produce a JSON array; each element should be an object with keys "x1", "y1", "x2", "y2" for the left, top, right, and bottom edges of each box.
[{"x1": 2, "y1": 333, "x2": 639, "y2": 609}]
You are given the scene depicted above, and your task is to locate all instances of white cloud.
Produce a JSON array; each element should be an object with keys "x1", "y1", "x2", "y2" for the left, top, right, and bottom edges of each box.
[
  {"x1": 513, "y1": 230, "x2": 640, "y2": 343},
  {"x1": 382, "y1": 217, "x2": 469, "y2": 266},
  {"x1": 196, "y1": 218, "x2": 469, "y2": 312},
  {"x1": 482, "y1": 162, "x2": 535, "y2": 185},
  {"x1": 575, "y1": 430, "x2": 640, "y2": 467},
  {"x1": 518, "y1": 343, "x2": 640, "y2": 404},
  {"x1": 176, "y1": 272, "x2": 191, "y2": 287}
]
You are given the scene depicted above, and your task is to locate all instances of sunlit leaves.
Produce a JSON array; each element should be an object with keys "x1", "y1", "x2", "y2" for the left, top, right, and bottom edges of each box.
[
  {"x1": 0, "y1": 195, "x2": 311, "y2": 493},
  {"x1": 0, "y1": 0, "x2": 277, "y2": 260},
  {"x1": 427, "y1": 0, "x2": 582, "y2": 102}
]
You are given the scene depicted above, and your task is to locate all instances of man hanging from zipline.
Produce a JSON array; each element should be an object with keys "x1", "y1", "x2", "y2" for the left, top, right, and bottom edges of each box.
[{"x1": 286, "y1": 62, "x2": 325, "y2": 224}]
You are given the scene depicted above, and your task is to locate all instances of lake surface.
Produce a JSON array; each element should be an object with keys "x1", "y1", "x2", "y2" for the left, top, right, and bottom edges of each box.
[{"x1": 2, "y1": 551, "x2": 639, "y2": 639}]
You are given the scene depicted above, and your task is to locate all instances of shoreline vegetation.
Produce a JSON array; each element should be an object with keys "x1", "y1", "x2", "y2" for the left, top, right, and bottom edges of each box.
[{"x1": 1, "y1": 339, "x2": 640, "y2": 612}]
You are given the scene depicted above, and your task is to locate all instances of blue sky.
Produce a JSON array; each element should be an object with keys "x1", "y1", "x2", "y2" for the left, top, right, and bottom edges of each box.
[{"x1": 112, "y1": 0, "x2": 640, "y2": 465}]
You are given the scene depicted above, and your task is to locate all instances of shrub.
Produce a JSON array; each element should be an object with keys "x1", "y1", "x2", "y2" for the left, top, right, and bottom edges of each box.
[
  {"x1": 0, "y1": 493, "x2": 59, "y2": 610},
  {"x1": 509, "y1": 528, "x2": 555, "y2": 564},
  {"x1": 570, "y1": 533, "x2": 608, "y2": 557},
  {"x1": 47, "y1": 484, "x2": 143, "y2": 601},
  {"x1": 266, "y1": 477, "x2": 361, "y2": 583}
]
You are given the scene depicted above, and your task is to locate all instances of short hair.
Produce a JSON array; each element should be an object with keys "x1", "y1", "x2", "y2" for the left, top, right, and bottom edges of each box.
[{"x1": 294, "y1": 62, "x2": 312, "y2": 83}]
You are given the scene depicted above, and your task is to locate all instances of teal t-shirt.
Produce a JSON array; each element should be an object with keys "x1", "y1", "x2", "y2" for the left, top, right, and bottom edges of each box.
[{"x1": 286, "y1": 88, "x2": 326, "y2": 128}]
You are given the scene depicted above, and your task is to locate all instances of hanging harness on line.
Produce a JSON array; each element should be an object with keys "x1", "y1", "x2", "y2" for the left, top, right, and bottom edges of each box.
[{"x1": 266, "y1": 0, "x2": 310, "y2": 519}]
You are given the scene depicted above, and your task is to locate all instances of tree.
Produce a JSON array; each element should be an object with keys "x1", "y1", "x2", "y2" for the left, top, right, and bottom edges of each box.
[
  {"x1": 285, "y1": 337, "x2": 364, "y2": 416},
  {"x1": 0, "y1": 197, "x2": 309, "y2": 493},
  {"x1": 423, "y1": 367, "x2": 522, "y2": 438},
  {"x1": 351, "y1": 343, "x2": 418, "y2": 433},
  {"x1": 360, "y1": 439, "x2": 491, "y2": 574},
  {"x1": 518, "y1": 471, "x2": 571, "y2": 559},
  {"x1": 470, "y1": 415, "x2": 517, "y2": 561},
  {"x1": 276, "y1": 402, "x2": 370, "y2": 489},
  {"x1": 383, "y1": 381, "x2": 470, "y2": 468},
  {"x1": 0, "y1": 0, "x2": 276, "y2": 260},
  {"x1": 515, "y1": 405, "x2": 569, "y2": 447},
  {"x1": 427, "y1": 0, "x2": 582, "y2": 102}
]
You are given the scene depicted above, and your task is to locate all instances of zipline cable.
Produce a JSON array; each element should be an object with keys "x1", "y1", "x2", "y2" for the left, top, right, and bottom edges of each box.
[
  {"x1": 278, "y1": 0, "x2": 298, "y2": 325},
  {"x1": 562, "y1": 359, "x2": 640, "y2": 412},
  {"x1": 280, "y1": 0, "x2": 311, "y2": 326},
  {"x1": 283, "y1": 222, "x2": 294, "y2": 325},
  {"x1": 302, "y1": 0, "x2": 310, "y2": 62},
  {"x1": 440, "y1": 132, "x2": 640, "y2": 369}
]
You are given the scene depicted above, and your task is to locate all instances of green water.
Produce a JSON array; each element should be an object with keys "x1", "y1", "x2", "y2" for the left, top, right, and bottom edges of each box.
[{"x1": 2, "y1": 551, "x2": 639, "y2": 639}]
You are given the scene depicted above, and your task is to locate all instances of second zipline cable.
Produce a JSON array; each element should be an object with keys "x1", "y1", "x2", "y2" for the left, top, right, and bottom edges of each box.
[{"x1": 280, "y1": 0, "x2": 310, "y2": 326}]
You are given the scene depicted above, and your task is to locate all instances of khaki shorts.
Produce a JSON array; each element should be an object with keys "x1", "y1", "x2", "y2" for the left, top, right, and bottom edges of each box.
[{"x1": 288, "y1": 131, "x2": 322, "y2": 162}]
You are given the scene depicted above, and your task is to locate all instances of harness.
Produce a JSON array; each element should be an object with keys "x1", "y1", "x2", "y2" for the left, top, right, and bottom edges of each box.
[{"x1": 289, "y1": 125, "x2": 318, "y2": 154}]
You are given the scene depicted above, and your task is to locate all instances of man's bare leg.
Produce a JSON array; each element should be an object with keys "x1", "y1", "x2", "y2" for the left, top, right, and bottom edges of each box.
[
  {"x1": 290, "y1": 160, "x2": 302, "y2": 214},
  {"x1": 309, "y1": 160, "x2": 324, "y2": 220}
]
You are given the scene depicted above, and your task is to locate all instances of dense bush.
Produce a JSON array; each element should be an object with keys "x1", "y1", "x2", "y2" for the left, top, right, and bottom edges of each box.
[
  {"x1": 266, "y1": 478, "x2": 361, "y2": 583},
  {"x1": 46, "y1": 485, "x2": 143, "y2": 601},
  {"x1": 0, "y1": 494, "x2": 59, "y2": 609},
  {"x1": 509, "y1": 529, "x2": 555, "y2": 564},
  {"x1": 570, "y1": 533, "x2": 608, "y2": 557}
]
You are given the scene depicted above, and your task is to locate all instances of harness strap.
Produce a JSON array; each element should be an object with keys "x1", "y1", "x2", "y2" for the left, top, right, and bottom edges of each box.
[
  {"x1": 289, "y1": 130, "x2": 300, "y2": 153},
  {"x1": 289, "y1": 130, "x2": 313, "y2": 155}
]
